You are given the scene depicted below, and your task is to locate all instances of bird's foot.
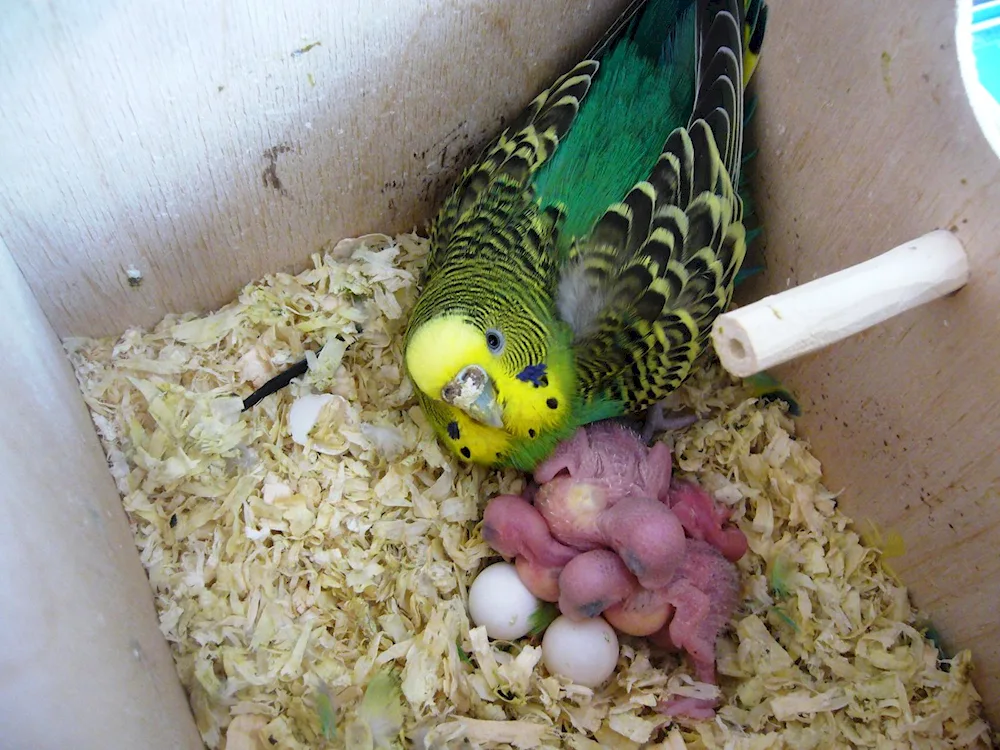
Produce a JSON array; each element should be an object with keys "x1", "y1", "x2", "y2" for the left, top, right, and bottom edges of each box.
[{"x1": 642, "y1": 401, "x2": 699, "y2": 444}]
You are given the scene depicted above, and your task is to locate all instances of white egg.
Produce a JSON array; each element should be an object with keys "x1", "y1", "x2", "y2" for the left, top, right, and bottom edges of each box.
[
  {"x1": 288, "y1": 393, "x2": 334, "y2": 446},
  {"x1": 541, "y1": 615, "x2": 620, "y2": 688},
  {"x1": 467, "y1": 562, "x2": 541, "y2": 641}
]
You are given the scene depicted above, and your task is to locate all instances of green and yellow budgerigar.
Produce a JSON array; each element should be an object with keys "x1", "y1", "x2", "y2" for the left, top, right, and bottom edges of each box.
[{"x1": 404, "y1": 0, "x2": 769, "y2": 472}]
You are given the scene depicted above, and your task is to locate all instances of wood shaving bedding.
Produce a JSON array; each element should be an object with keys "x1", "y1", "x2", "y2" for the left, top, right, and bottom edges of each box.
[{"x1": 66, "y1": 233, "x2": 995, "y2": 750}]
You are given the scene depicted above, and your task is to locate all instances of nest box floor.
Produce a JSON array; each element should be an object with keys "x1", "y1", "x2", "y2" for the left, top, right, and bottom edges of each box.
[{"x1": 66, "y1": 234, "x2": 993, "y2": 750}]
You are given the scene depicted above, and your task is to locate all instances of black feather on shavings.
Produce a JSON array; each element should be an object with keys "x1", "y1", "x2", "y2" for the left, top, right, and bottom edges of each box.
[{"x1": 242, "y1": 356, "x2": 311, "y2": 411}]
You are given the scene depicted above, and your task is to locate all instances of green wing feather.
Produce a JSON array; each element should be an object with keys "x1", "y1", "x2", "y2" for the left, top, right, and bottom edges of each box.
[
  {"x1": 532, "y1": 0, "x2": 699, "y2": 255},
  {"x1": 560, "y1": 0, "x2": 769, "y2": 415}
]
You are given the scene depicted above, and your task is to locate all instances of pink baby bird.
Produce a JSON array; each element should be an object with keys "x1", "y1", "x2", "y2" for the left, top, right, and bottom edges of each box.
[{"x1": 480, "y1": 422, "x2": 748, "y2": 720}]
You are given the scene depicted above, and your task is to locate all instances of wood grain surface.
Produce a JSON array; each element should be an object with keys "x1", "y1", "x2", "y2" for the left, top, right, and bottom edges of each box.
[
  {"x1": 742, "y1": 0, "x2": 1000, "y2": 722},
  {"x1": 0, "y1": 236, "x2": 204, "y2": 749},
  {"x1": 2, "y1": 0, "x2": 998, "y2": 728},
  {"x1": 0, "y1": 0, "x2": 630, "y2": 337}
]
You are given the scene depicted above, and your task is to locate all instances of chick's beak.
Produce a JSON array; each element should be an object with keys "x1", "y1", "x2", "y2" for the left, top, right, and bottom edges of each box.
[{"x1": 441, "y1": 365, "x2": 504, "y2": 428}]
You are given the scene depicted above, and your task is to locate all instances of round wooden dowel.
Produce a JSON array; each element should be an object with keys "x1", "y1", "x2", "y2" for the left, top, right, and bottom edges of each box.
[{"x1": 710, "y1": 230, "x2": 970, "y2": 378}]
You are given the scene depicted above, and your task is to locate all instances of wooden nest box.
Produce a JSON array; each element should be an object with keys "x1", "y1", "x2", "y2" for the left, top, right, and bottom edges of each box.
[{"x1": 2, "y1": 0, "x2": 998, "y2": 746}]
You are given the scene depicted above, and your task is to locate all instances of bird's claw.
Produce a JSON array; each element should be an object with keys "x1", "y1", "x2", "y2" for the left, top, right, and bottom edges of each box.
[{"x1": 642, "y1": 401, "x2": 699, "y2": 444}]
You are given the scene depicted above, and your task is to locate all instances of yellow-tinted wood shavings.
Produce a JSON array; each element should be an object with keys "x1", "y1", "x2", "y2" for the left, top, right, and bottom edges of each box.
[{"x1": 66, "y1": 234, "x2": 995, "y2": 750}]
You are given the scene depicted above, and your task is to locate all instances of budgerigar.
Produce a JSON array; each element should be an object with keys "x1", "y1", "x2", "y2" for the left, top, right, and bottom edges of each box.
[
  {"x1": 403, "y1": 0, "x2": 769, "y2": 471},
  {"x1": 403, "y1": 0, "x2": 770, "y2": 472}
]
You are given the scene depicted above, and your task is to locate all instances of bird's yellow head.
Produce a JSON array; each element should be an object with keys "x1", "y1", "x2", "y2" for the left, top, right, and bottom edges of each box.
[{"x1": 404, "y1": 314, "x2": 574, "y2": 464}]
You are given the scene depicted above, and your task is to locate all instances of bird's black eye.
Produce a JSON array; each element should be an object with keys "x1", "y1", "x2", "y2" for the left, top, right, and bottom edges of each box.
[{"x1": 485, "y1": 328, "x2": 505, "y2": 354}]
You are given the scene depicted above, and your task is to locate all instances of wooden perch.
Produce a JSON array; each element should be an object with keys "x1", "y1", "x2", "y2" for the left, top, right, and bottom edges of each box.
[{"x1": 711, "y1": 230, "x2": 970, "y2": 378}]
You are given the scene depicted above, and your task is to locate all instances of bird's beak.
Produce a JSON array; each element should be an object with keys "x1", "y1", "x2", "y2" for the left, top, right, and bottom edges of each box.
[{"x1": 441, "y1": 365, "x2": 504, "y2": 428}]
